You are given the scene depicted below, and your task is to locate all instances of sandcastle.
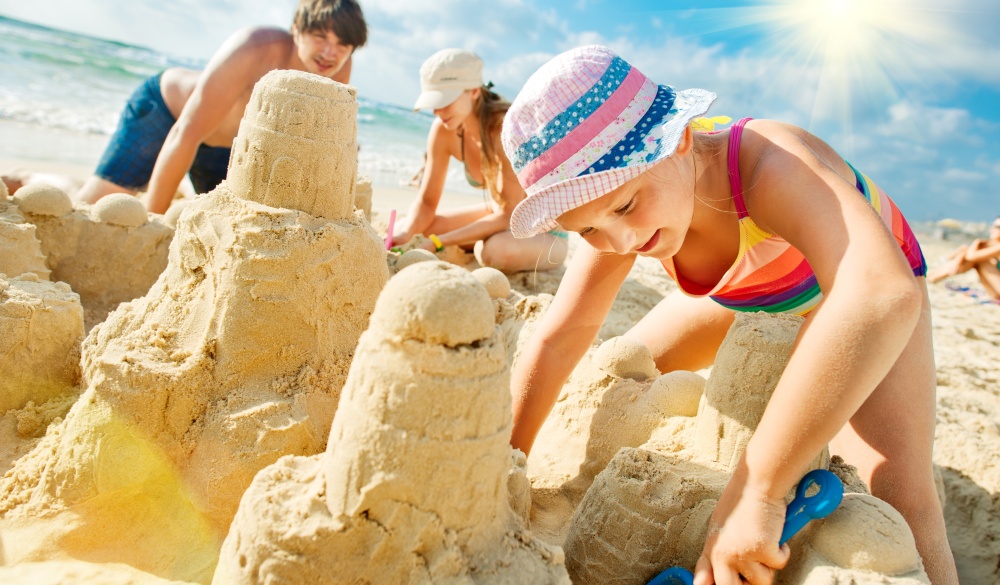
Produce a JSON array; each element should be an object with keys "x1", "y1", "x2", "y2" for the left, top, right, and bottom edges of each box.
[
  {"x1": 548, "y1": 312, "x2": 930, "y2": 584},
  {"x1": 214, "y1": 261, "x2": 569, "y2": 584},
  {"x1": 0, "y1": 273, "x2": 83, "y2": 414},
  {"x1": 0, "y1": 70, "x2": 389, "y2": 583},
  {"x1": 6, "y1": 184, "x2": 173, "y2": 330}
]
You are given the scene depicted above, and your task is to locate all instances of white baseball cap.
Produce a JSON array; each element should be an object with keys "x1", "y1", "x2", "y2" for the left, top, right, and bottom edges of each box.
[{"x1": 413, "y1": 48, "x2": 484, "y2": 111}]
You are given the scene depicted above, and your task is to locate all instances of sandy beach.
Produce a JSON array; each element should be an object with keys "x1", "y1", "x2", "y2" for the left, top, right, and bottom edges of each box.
[{"x1": 1, "y1": 70, "x2": 999, "y2": 585}]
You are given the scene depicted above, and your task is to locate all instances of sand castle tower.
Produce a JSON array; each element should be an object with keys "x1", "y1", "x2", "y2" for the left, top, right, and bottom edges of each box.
[
  {"x1": 214, "y1": 262, "x2": 569, "y2": 584},
  {"x1": 0, "y1": 70, "x2": 389, "y2": 583},
  {"x1": 524, "y1": 333, "x2": 705, "y2": 545},
  {"x1": 0, "y1": 196, "x2": 85, "y2": 415},
  {"x1": 559, "y1": 312, "x2": 929, "y2": 584}
]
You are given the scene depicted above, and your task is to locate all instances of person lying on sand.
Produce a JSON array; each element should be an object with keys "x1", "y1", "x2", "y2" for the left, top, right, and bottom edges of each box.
[
  {"x1": 1, "y1": 168, "x2": 83, "y2": 199},
  {"x1": 74, "y1": 0, "x2": 366, "y2": 215},
  {"x1": 501, "y1": 46, "x2": 959, "y2": 585},
  {"x1": 927, "y1": 216, "x2": 1000, "y2": 300},
  {"x1": 391, "y1": 49, "x2": 568, "y2": 273}
]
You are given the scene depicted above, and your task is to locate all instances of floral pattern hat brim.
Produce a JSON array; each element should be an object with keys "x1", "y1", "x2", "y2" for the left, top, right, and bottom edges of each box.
[{"x1": 502, "y1": 45, "x2": 716, "y2": 238}]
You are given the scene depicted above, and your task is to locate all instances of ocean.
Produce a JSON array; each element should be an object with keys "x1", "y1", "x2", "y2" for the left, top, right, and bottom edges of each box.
[{"x1": 0, "y1": 15, "x2": 478, "y2": 195}]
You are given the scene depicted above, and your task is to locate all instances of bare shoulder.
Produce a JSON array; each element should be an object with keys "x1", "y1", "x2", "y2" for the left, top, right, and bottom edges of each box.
[
  {"x1": 427, "y1": 118, "x2": 459, "y2": 158},
  {"x1": 738, "y1": 119, "x2": 854, "y2": 185},
  {"x1": 212, "y1": 26, "x2": 294, "y2": 70},
  {"x1": 737, "y1": 119, "x2": 866, "y2": 238}
]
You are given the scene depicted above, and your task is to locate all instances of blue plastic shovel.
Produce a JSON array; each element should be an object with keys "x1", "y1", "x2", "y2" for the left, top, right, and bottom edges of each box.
[{"x1": 647, "y1": 468, "x2": 845, "y2": 585}]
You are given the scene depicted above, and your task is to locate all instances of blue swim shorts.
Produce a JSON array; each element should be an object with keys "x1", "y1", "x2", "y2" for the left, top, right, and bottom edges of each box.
[{"x1": 95, "y1": 72, "x2": 231, "y2": 194}]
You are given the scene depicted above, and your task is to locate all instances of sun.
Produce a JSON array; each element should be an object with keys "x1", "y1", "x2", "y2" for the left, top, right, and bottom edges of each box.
[{"x1": 777, "y1": 0, "x2": 895, "y2": 65}]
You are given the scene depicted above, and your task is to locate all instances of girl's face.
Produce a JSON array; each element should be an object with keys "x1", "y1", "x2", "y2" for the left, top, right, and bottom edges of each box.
[
  {"x1": 434, "y1": 89, "x2": 479, "y2": 131},
  {"x1": 293, "y1": 26, "x2": 354, "y2": 78},
  {"x1": 557, "y1": 154, "x2": 696, "y2": 260},
  {"x1": 990, "y1": 219, "x2": 1000, "y2": 240}
]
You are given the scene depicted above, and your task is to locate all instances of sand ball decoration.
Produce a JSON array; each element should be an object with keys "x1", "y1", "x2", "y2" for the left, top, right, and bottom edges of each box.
[
  {"x1": 90, "y1": 192, "x2": 148, "y2": 227},
  {"x1": 12, "y1": 183, "x2": 73, "y2": 217}
]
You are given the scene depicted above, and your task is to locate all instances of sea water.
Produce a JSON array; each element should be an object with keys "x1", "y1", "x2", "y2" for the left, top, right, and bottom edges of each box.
[{"x1": 0, "y1": 15, "x2": 478, "y2": 195}]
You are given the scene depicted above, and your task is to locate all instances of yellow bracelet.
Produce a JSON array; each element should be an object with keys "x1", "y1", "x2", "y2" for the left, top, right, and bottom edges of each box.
[{"x1": 428, "y1": 234, "x2": 444, "y2": 252}]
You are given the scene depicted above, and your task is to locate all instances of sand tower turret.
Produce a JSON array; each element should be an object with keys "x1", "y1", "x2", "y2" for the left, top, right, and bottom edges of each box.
[
  {"x1": 214, "y1": 262, "x2": 569, "y2": 584},
  {"x1": 0, "y1": 70, "x2": 388, "y2": 583}
]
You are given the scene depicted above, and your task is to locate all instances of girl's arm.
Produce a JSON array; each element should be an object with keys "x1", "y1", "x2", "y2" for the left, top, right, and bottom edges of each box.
[
  {"x1": 145, "y1": 28, "x2": 279, "y2": 213},
  {"x1": 510, "y1": 244, "x2": 635, "y2": 455},
  {"x1": 694, "y1": 121, "x2": 924, "y2": 584}
]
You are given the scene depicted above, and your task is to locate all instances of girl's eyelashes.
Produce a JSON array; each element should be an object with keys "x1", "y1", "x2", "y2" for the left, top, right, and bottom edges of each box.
[
  {"x1": 577, "y1": 196, "x2": 636, "y2": 236},
  {"x1": 614, "y1": 197, "x2": 636, "y2": 215}
]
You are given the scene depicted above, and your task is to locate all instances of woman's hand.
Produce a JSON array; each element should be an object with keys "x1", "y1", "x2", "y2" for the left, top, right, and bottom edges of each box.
[
  {"x1": 693, "y1": 476, "x2": 789, "y2": 585},
  {"x1": 417, "y1": 238, "x2": 438, "y2": 253}
]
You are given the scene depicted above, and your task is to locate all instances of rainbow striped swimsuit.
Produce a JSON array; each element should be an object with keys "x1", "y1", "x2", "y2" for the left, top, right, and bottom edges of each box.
[{"x1": 662, "y1": 118, "x2": 927, "y2": 316}]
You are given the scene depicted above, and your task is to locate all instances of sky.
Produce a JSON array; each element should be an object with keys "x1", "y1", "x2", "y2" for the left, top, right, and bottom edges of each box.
[{"x1": 1, "y1": 0, "x2": 998, "y2": 221}]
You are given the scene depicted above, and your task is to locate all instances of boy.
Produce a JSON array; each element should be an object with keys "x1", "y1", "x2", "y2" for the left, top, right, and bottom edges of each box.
[{"x1": 77, "y1": 0, "x2": 367, "y2": 214}]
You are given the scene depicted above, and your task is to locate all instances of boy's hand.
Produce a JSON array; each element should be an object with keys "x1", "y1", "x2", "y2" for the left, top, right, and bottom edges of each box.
[{"x1": 693, "y1": 477, "x2": 789, "y2": 585}]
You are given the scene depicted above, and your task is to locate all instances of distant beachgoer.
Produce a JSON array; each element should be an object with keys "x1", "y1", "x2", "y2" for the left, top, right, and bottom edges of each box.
[
  {"x1": 501, "y1": 45, "x2": 958, "y2": 584},
  {"x1": 1, "y1": 168, "x2": 83, "y2": 199},
  {"x1": 391, "y1": 49, "x2": 568, "y2": 273},
  {"x1": 74, "y1": 0, "x2": 367, "y2": 215},
  {"x1": 928, "y1": 216, "x2": 1000, "y2": 299}
]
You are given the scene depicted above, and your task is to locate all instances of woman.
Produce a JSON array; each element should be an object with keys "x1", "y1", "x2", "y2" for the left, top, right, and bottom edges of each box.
[
  {"x1": 392, "y1": 49, "x2": 567, "y2": 273},
  {"x1": 927, "y1": 215, "x2": 1000, "y2": 299}
]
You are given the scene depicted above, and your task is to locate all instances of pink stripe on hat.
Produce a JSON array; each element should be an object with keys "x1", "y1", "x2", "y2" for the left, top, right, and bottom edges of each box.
[
  {"x1": 531, "y1": 78, "x2": 658, "y2": 194},
  {"x1": 516, "y1": 66, "x2": 647, "y2": 187}
]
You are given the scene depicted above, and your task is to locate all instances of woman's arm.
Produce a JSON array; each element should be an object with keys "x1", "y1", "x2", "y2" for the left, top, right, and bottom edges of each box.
[
  {"x1": 964, "y1": 240, "x2": 1000, "y2": 264},
  {"x1": 510, "y1": 245, "x2": 635, "y2": 455},
  {"x1": 394, "y1": 119, "x2": 453, "y2": 243},
  {"x1": 145, "y1": 29, "x2": 277, "y2": 213},
  {"x1": 431, "y1": 127, "x2": 532, "y2": 247}
]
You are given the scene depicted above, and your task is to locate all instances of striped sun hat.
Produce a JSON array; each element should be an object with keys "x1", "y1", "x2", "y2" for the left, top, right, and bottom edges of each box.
[{"x1": 502, "y1": 45, "x2": 716, "y2": 238}]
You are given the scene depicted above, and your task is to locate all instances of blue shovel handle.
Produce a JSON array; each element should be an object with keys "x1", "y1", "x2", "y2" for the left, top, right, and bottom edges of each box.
[{"x1": 647, "y1": 468, "x2": 844, "y2": 585}]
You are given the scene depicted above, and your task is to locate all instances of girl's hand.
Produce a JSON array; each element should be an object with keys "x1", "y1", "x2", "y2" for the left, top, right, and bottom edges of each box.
[
  {"x1": 417, "y1": 238, "x2": 438, "y2": 253},
  {"x1": 693, "y1": 477, "x2": 790, "y2": 585}
]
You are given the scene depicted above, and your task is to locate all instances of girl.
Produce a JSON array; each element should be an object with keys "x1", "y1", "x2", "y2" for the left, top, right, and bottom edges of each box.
[
  {"x1": 392, "y1": 48, "x2": 568, "y2": 273},
  {"x1": 500, "y1": 45, "x2": 958, "y2": 585}
]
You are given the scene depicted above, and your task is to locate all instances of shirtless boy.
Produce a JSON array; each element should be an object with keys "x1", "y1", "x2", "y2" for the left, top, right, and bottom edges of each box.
[{"x1": 76, "y1": 0, "x2": 367, "y2": 214}]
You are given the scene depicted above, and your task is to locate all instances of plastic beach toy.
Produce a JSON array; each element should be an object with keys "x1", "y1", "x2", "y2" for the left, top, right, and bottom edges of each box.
[
  {"x1": 647, "y1": 468, "x2": 845, "y2": 585},
  {"x1": 385, "y1": 209, "x2": 397, "y2": 251}
]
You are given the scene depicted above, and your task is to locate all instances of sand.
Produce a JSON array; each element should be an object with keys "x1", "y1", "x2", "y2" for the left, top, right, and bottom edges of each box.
[{"x1": 0, "y1": 69, "x2": 998, "y2": 584}]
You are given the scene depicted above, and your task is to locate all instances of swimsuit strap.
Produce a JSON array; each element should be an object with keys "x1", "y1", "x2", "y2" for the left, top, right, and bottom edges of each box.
[{"x1": 727, "y1": 117, "x2": 754, "y2": 219}]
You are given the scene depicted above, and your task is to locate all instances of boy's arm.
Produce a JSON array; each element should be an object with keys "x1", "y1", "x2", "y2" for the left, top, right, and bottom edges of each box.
[
  {"x1": 510, "y1": 245, "x2": 634, "y2": 455},
  {"x1": 145, "y1": 29, "x2": 276, "y2": 213}
]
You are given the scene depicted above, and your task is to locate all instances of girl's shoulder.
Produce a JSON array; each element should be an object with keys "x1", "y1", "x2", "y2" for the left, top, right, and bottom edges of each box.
[{"x1": 737, "y1": 119, "x2": 851, "y2": 184}]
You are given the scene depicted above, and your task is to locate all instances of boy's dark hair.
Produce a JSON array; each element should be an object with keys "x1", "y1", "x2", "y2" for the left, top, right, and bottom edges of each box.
[{"x1": 293, "y1": 0, "x2": 368, "y2": 48}]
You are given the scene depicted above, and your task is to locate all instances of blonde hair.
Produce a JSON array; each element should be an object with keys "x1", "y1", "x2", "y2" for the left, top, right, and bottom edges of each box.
[{"x1": 473, "y1": 84, "x2": 511, "y2": 206}]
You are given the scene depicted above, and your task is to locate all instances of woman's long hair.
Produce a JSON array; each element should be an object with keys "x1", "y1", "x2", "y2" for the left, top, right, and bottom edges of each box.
[{"x1": 474, "y1": 83, "x2": 511, "y2": 207}]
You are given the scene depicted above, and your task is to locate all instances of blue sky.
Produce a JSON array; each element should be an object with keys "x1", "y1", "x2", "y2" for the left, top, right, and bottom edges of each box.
[{"x1": 1, "y1": 0, "x2": 998, "y2": 221}]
